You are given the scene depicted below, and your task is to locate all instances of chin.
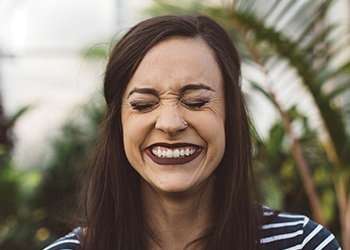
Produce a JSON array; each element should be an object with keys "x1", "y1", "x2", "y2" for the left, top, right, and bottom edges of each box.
[{"x1": 152, "y1": 176, "x2": 212, "y2": 197}]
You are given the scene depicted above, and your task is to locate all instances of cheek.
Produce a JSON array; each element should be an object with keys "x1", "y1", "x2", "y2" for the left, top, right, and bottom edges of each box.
[
  {"x1": 195, "y1": 114, "x2": 226, "y2": 155},
  {"x1": 122, "y1": 115, "x2": 152, "y2": 164},
  {"x1": 122, "y1": 116, "x2": 141, "y2": 162},
  {"x1": 208, "y1": 113, "x2": 226, "y2": 159},
  {"x1": 211, "y1": 126, "x2": 226, "y2": 161}
]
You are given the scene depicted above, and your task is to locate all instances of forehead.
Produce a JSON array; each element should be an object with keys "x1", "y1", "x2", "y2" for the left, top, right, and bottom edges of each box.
[{"x1": 125, "y1": 37, "x2": 223, "y2": 93}]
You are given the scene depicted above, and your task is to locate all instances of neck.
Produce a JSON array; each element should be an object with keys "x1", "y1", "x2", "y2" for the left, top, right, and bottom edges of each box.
[{"x1": 141, "y1": 177, "x2": 215, "y2": 250}]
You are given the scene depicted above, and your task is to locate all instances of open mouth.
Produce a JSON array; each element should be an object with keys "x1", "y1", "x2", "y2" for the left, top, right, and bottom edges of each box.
[{"x1": 145, "y1": 143, "x2": 203, "y2": 165}]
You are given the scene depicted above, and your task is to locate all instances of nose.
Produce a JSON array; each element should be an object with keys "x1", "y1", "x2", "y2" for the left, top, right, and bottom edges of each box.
[{"x1": 155, "y1": 105, "x2": 187, "y2": 136}]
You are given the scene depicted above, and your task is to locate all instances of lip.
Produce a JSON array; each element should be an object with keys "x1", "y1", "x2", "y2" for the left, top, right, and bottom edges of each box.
[{"x1": 145, "y1": 143, "x2": 203, "y2": 165}]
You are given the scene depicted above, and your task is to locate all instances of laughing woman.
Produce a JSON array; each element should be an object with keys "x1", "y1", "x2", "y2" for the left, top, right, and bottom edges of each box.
[{"x1": 44, "y1": 15, "x2": 340, "y2": 250}]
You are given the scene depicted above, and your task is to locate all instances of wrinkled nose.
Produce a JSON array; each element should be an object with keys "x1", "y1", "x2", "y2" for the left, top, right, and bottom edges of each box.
[{"x1": 155, "y1": 106, "x2": 187, "y2": 136}]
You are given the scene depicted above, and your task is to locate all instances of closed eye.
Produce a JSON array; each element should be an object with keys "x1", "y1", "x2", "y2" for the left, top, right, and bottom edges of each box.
[
  {"x1": 181, "y1": 100, "x2": 209, "y2": 109},
  {"x1": 130, "y1": 102, "x2": 159, "y2": 112}
]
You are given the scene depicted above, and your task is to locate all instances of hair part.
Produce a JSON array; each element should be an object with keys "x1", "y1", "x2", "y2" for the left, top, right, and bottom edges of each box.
[{"x1": 82, "y1": 15, "x2": 262, "y2": 250}]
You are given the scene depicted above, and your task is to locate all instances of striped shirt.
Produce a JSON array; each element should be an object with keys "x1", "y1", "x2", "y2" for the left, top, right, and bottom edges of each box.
[
  {"x1": 43, "y1": 207, "x2": 341, "y2": 250},
  {"x1": 260, "y1": 207, "x2": 341, "y2": 249}
]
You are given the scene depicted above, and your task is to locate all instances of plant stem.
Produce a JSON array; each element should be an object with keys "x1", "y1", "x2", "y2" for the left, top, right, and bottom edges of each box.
[{"x1": 237, "y1": 25, "x2": 325, "y2": 226}]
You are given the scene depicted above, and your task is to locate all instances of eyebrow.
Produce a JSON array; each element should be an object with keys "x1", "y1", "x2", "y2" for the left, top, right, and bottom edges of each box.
[
  {"x1": 179, "y1": 83, "x2": 215, "y2": 95},
  {"x1": 127, "y1": 87, "x2": 158, "y2": 98},
  {"x1": 127, "y1": 83, "x2": 215, "y2": 98}
]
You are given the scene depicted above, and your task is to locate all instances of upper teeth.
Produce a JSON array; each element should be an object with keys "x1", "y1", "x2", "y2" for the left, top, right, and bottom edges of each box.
[{"x1": 151, "y1": 147, "x2": 197, "y2": 158}]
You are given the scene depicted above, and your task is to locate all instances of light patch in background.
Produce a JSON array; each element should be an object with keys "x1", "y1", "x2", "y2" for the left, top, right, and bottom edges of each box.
[{"x1": 0, "y1": 0, "x2": 140, "y2": 168}]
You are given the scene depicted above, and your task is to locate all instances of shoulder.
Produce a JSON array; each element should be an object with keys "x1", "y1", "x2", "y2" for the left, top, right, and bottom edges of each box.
[
  {"x1": 42, "y1": 227, "x2": 83, "y2": 250},
  {"x1": 260, "y1": 207, "x2": 341, "y2": 249}
]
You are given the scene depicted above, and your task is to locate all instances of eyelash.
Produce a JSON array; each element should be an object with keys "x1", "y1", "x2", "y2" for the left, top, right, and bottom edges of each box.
[
  {"x1": 130, "y1": 99, "x2": 209, "y2": 112},
  {"x1": 181, "y1": 100, "x2": 209, "y2": 109},
  {"x1": 130, "y1": 102, "x2": 158, "y2": 112}
]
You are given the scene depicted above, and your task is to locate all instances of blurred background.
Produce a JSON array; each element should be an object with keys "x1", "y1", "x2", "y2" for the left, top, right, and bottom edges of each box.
[{"x1": 0, "y1": 0, "x2": 349, "y2": 249}]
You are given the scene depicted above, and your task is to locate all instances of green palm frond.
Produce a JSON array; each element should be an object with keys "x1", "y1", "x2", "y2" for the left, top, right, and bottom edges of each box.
[
  {"x1": 6, "y1": 105, "x2": 32, "y2": 129},
  {"x1": 221, "y1": 2, "x2": 349, "y2": 166}
]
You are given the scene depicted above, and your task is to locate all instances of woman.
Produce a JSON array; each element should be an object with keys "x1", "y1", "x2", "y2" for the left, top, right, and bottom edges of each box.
[{"x1": 44, "y1": 15, "x2": 340, "y2": 250}]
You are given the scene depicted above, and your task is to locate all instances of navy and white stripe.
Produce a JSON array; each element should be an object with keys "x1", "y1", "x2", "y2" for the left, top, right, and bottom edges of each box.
[
  {"x1": 261, "y1": 207, "x2": 341, "y2": 249},
  {"x1": 43, "y1": 207, "x2": 341, "y2": 249},
  {"x1": 43, "y1": 228, "x2": 82, "y2": 250}
]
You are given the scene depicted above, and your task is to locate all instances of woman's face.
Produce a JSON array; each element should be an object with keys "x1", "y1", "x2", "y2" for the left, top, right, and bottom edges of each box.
[{"x1": 121, "y1": 37, "x2": 226, "y2": 195}]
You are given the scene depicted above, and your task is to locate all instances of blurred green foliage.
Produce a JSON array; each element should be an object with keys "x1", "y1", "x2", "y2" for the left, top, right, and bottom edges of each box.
[{"x1": 0, "y1": 97, "x2": 104, "y2": 249}]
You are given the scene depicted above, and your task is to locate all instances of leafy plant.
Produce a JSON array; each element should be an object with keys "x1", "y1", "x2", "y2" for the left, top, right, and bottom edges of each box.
[
  {"x1": 0, "y1": 94, "x2": 33, "y2": 248},
  {"x1": 0, "y1": 94, "x2": 104, "y2": 249}
]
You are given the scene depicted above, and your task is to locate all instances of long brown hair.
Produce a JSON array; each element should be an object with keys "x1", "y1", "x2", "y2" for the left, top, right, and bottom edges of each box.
[{"x1": 83, "y1": 15, "x2": 261, "y2": 249}]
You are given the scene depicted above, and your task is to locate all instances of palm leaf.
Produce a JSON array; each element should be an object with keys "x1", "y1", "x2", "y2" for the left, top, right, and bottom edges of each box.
[{"x1": 228, "y1": 8, "x2": 348, "y2": 167}]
